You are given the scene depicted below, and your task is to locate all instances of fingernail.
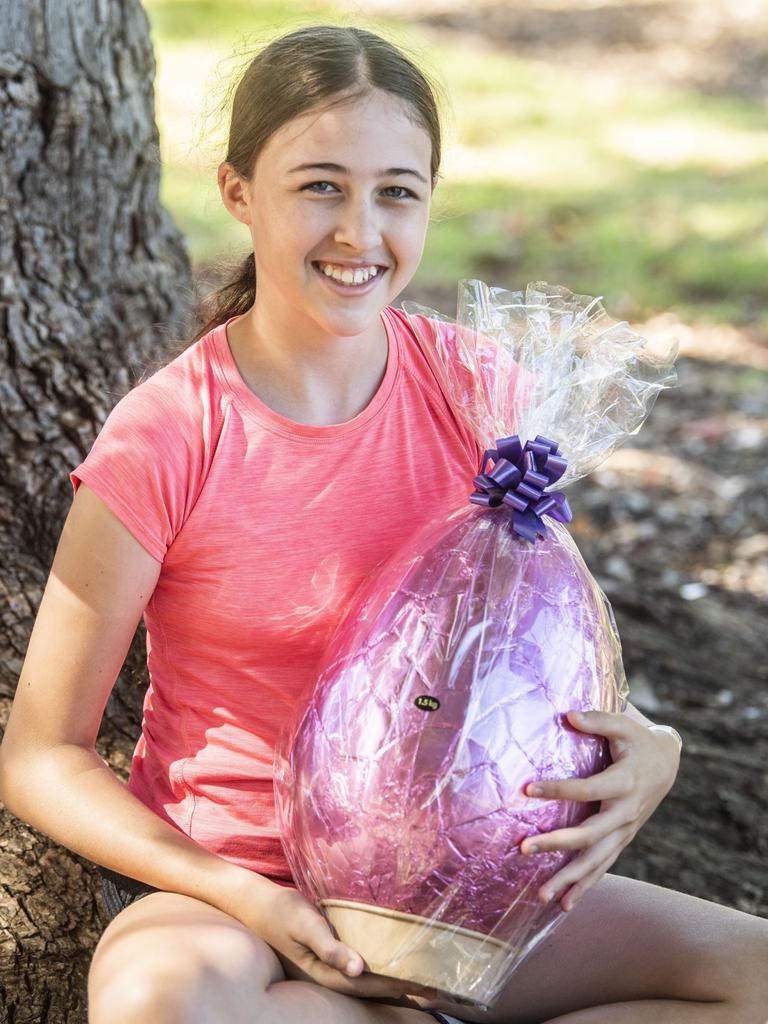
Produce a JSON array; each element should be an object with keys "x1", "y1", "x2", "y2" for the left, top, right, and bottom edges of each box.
[
  {"x1": 346, "y1": 958, "x2": 360, "y2": 974},
  {"x1": 528, "y1": 785, "x2": 543, "y2": 796},
  {"x1": 527, "y1": 844, "x2": 540, "y2": 854}
]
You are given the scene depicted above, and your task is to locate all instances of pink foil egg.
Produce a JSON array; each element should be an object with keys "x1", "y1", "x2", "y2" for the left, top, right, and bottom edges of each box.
[{"x1": 274, "y1": 504, "x2": 628, "y2": 1008}]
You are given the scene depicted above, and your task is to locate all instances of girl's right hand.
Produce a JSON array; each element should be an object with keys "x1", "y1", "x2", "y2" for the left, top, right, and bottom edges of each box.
[{"x1": 236, "y1": 879, "x2": 439, "y2": 1005}]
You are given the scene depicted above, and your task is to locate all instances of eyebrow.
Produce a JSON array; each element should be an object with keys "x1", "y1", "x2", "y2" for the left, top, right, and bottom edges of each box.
[{"x1": 287, "y1": 161, "x2": 429, "y2": 184}]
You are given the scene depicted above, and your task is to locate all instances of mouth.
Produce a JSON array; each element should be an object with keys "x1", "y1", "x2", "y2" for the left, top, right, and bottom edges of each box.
[{"x1": 311, "y1": 261, "x2": 388, "y2": 293}]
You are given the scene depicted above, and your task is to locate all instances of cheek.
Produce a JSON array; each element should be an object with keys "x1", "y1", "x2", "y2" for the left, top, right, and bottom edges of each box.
[
  {"x1": 254, "y1": 212, "x2": 312, "y2": 267},
  {"x1": 404, "y1": 203, "x2": 430, "y2": 236},
  {"x1": 397, "y1": 216, "x2": 430, "y2": 263}
]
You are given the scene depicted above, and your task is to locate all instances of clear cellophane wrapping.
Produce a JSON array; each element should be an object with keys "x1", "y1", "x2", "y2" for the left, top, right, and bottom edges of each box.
[{"x1": 274, "y1": 280, "x2": 678, "y2": 1008}]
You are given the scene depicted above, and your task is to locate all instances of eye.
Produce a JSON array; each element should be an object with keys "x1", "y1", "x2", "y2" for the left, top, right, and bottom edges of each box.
[
  {"x1": 300, "y1": 181, "x2": 418, "y2": 199},
  {"x1": 381, "y1": 186, "x2": 417, "y2": 200}
]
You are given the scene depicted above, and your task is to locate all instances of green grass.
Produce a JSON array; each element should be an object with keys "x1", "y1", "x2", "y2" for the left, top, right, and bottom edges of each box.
[
  {"x1": 145, "y1": 0, "x2": 325, "y2": 43},
  {"x1": 143, "y1": 0, "x2": 768, "y2": 327}
]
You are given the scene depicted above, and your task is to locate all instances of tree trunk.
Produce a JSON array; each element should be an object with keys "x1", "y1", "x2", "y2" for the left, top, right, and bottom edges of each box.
[{"x1": 0, "y1": 2, "x2": 192, "y2": 1020}]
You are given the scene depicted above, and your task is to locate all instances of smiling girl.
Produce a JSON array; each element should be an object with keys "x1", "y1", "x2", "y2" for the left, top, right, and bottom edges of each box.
[{"x1": 1, "y1": 23, "x2": 767, "y2": 1024}]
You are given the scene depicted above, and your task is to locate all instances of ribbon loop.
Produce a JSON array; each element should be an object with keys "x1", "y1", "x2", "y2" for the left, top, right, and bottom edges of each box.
[{"x1": 470, "y1": 435, "x2": 573, "y2": 542}]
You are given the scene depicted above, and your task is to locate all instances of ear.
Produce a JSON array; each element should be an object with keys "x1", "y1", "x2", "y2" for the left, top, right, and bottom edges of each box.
[{"x1": 218, "y1": 162, "x2": 252, "y2": 226}]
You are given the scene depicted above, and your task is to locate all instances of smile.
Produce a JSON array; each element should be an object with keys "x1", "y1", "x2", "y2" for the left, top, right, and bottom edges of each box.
[{"x1": 312, "y1": 261, "x2": 387, "y2": 292}]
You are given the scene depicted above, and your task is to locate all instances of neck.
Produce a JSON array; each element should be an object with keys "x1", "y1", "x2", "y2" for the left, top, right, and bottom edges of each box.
[{"x1": 225, "y1": 303, "x2": 390, "y2": 426}]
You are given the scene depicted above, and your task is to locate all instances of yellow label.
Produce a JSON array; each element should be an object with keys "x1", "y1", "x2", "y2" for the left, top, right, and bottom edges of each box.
[{"x1": 414, "y1": 695, "x2": 440, "y2": 712}]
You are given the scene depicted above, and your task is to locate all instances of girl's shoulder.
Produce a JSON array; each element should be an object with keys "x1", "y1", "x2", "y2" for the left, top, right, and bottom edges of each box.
[
  {"x1": 70, "y1": 328, "x2": 230, "y2": 560},
  {"x1": 384, "y1": 304, "x2": 477, "y2": 399},
  {"x1": 383, "y1": 304, "x2": 454, "y2": 385},
  {"x1": 104, "y1": 328, "x2": 226, "y2": 444},
  {"x1": 385, "y1": 303, "x2": 534, "y2": 447}
]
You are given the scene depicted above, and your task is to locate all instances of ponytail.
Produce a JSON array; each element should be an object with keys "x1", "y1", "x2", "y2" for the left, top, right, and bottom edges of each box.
[{"x1": 192, "y1": 252, "x2": 256, "y2": 342}]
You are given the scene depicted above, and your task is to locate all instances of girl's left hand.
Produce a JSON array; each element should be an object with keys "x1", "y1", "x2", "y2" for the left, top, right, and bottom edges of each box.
[{"x1": 520, "y1": 709, "x2": 681, "y2": 913}]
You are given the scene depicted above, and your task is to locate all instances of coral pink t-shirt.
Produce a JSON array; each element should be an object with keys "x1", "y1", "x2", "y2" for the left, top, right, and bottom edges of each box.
[{"x1": 70, "y1": 306, "x2": 503, "y2": 883}]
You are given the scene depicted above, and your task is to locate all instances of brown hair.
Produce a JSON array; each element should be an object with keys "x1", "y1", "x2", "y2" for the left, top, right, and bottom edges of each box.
[{"x1": 191, "y1": 24, "x2": 444, "y2": 342}]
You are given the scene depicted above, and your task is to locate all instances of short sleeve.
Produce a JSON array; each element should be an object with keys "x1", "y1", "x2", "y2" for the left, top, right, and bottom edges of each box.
[
  {"x1": 70, "y1": 377, "x2": 204, "y2": 563},
  {"x1": 405, "y1": 312, "x2": 537, "y2": 460}
]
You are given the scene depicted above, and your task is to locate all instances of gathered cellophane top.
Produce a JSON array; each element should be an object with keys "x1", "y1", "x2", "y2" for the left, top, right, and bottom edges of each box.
[{"x1": 403, "y1": 279, "x2": 678, "y2": 485}]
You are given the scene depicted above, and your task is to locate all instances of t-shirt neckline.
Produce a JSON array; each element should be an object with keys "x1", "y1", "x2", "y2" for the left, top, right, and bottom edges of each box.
[{"x1": 209, "y1": 307, "x2": 400, "y2": 441}]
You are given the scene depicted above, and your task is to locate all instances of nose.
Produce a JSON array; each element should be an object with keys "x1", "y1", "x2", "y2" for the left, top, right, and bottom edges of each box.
[{"x1": 333, "y1": 195, "x2": 383, "y2": 252}]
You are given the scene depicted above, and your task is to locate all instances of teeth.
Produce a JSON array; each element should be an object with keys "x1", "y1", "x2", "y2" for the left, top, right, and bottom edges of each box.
[{"x1": 318, "y1": 262, "x2": 380, "y2": 285}]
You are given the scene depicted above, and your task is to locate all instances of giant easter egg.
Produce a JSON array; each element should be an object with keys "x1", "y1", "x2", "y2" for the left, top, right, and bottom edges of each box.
[{"x1": 275, "y1": 506, "x2": 627, "y2": 1007}]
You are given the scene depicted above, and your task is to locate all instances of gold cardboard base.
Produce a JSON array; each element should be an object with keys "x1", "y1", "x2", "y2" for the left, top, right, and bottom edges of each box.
[{"x1": 321, "y1": 899, "x2": 512, "y2": 1005}]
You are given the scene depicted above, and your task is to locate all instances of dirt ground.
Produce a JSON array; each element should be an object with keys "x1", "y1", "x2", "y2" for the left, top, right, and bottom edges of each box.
[{"x1": 341, "y1": 0, "x2": 768, "y2": 918}]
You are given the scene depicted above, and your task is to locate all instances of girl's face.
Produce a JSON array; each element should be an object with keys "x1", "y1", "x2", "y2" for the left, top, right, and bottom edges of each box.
[{"x1": 219, "y1": 89, "x2": 435, "y2": 340}]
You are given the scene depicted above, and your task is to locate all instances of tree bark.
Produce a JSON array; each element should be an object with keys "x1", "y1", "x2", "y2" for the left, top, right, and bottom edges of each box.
[{"x1": 0, "y1": 2, "x2": 192, "y2": 1020}]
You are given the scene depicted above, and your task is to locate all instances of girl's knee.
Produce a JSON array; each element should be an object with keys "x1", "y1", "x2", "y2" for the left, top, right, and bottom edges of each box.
[
  {"x1": 89, "y1": 940, "x2": 276, "y2": 1024},
  {"x1": 88, "y1": 892, "x2": 285, "y2": 1024},
  {"x1": 89, "y1": 969, "x2": 190, "y2": 1024}
]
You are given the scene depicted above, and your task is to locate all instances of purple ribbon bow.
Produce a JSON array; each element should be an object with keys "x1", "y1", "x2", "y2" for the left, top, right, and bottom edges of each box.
[{"x1": 469, "y1": 434, "x2": 573, "y2": 543}]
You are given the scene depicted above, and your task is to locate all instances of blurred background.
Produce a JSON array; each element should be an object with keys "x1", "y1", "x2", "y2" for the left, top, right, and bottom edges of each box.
[{"x1": 146, "y1": 0, "x2": 768, "y2": 332}]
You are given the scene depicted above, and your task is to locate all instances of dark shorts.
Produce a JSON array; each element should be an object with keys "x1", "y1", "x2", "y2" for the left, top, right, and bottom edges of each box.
[
  {"x1": 97, "y1": 865, "x2": 296, "y2": 923},
  {"x1": 98, "y1": 865, "x2": 161, "y2": 923}
]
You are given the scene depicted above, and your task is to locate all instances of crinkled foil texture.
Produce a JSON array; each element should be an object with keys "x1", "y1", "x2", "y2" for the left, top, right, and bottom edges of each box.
[{"x1": 274, "y1": 509, "x2": 628, "y2": 990}]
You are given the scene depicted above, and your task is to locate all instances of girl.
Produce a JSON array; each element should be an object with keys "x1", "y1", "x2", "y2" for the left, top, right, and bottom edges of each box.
[{"x1": 1, "y1": 23, "x2": 767, "y2": 1024}]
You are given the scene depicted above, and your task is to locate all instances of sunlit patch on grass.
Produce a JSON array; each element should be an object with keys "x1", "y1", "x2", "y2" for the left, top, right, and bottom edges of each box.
[{"x1": 143, "y1": 0, "x2": 768, "y2": 329}]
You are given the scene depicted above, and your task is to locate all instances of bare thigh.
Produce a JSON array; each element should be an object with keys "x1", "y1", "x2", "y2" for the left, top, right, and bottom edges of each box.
[
  {"x1": 421, "y1": 873, "x2": 768, "y2": 1024},
  {"x1": 88, "y1": 891, "x2": 286, "y2": 1024}
]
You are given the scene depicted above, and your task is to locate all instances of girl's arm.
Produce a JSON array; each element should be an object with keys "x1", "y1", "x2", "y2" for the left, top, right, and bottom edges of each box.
[
  {"x1": 0, "y1": 484, "x2": 440, "y2": 1002},
  {"x1": 0, "y1": 483, "x2": 270, "y2": 919}
]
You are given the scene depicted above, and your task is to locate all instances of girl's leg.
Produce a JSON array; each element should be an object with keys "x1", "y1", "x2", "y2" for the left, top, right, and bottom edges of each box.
[
  {"x1": 420, "y1": 873, "x2": 768, "y2": 1024},
  {"x1": 88, "y1": 874, "x2": 768, "y2": 1024},
  {"x1": 87, "y1": 890, "x2": 427, "y2": 1024}
]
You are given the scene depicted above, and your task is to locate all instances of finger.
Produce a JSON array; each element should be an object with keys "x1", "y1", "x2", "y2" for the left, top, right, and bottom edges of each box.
[
  {"x1": 521, "y1": 803, "x2": 632, "y2": 854},
  {"x1": 297, "y1": 906, "x2": 365, "y2": 976},
  {"x1": 295, "y1": 919, "x2": 436, "y2": 1001},
  {"x1": 525, "y1": 751, "x2": 640, "y2": 804},
  {"x1": 541, "y1": 835, "x2": 620, "y2": 901},
  {"x1": 559, "y1": 854, "x2": 619, "y2": 912},
  {"x1": 565, "y1": 709, "x2": 636, "y2": 740},
  {"x1": 294, "y1": 957, "x2": 386, "y2": 998},
  {"x1": 347, "y1": 973, "x2": 439, "y2": 1001},
  {"x1": 537, "y1": 830, "x2": 629, "y2": 906},
  {"x1": 296, "y1": 909, "x2": 438, "y2": 1000},
  {"x1": 312, "y1": 961, "x2": 436, "y2": 1002},
  {"x1": 277, "y1": 939, "x2": 432, "y2": 1003},
  {"x1": 360, "y1": 970, "x2": 438, "y2": 995},
  {"x1": 339, "y1": 956, "x2": 437, "y2": 999}
]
